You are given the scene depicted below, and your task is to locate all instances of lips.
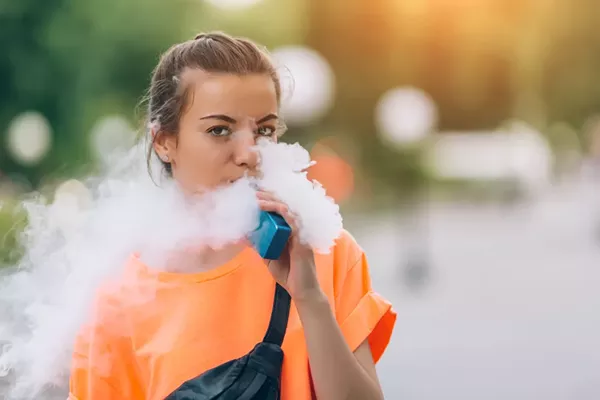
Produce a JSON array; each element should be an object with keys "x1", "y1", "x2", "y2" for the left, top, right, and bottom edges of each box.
[{"x1": 225, "y1": 169, "x2": 260, "y2": 185}]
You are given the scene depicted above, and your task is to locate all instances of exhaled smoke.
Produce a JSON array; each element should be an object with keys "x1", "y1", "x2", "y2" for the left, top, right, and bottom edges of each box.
[{"x1": 0, "y1": 138, "x2": 342, "y2": 399}]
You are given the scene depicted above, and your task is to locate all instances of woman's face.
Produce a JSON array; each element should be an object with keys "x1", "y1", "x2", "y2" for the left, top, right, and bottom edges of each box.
[{"x1": 154, "y1": 69, "x2": 280, "y2": 193}]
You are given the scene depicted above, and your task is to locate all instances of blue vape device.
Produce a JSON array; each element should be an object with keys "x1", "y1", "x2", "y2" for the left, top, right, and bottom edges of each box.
[{"x1": 249, "y1": 211, "x2": 292, "y2": 260}]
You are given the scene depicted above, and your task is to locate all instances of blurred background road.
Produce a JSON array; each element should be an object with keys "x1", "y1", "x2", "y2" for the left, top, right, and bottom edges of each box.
[{"x1": 352, "y1": 169, "x2": 600, "y2": 399}]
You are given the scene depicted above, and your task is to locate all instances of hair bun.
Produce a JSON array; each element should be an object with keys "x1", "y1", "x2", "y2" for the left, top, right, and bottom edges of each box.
[{"x1": 194, "y1": 32, "x2": 228, "y2": 41}]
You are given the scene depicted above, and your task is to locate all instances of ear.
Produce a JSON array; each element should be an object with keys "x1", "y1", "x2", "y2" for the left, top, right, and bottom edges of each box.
[{"x1": 152, "y1": 130, "x2": 177, "y2": 161}]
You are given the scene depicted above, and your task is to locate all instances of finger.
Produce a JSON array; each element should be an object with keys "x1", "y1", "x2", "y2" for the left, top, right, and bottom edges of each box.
[
  {"x1": 258, "y1": 199, "x2": 288, "y2": 216},
  {"x1": 258, "y1": 200, "x2": 299, "y2": 232},
  {"x1": 280, "y1": 208, "x2": 299, "y2": 233},
  {"x1": 256, "y1": 190, "x2": 278, "y2": 202}
]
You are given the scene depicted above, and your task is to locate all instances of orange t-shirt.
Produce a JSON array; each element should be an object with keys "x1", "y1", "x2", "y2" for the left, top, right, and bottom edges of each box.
[{"x1": 69, "y1": 230, "x2": 396, "y2": 400}]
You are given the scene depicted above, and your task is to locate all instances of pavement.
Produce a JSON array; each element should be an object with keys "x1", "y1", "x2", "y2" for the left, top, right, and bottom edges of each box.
[{"x1": 351, "y1": 175, "x2": 600, "y2": 399}]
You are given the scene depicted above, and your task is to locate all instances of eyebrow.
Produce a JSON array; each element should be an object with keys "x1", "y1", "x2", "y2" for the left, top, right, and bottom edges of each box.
[
  {"x1": 199, "y1": 114, "x2": 237, "y2": 124},
  {"x1": 256, "y1": 114, "x2": 279, "y2": 124},
  {"x1": 199, "y1": 113, "x2": 279, "y2": 124}
]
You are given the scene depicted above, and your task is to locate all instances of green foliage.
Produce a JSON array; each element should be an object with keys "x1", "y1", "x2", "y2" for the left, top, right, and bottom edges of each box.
[
  {"x1": 361, "y1": 138, "x2": 429, "y2": 196},
  {"x1": 0, "y1": 201, "x2": 26, "y2": 267},
  {"x1": 0, "y1": 0, "x2": 193, "y2": 185}
]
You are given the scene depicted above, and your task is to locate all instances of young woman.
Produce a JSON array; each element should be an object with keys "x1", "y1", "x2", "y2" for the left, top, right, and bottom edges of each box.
[{"x1": 69, "y1": 32, "x2": 396, "y2": 400}]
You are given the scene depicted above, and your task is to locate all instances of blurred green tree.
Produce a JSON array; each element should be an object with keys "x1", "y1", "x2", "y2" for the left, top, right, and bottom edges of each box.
[
  {"x1": 0, "y1": 0, "x2": 193, "y2": 186},
  {"x1": 0, "y1": 200, "x2": 26, "y2": 267},
  {"x1": 304, "y1": 0, "x2": 600, "y2": 205}
]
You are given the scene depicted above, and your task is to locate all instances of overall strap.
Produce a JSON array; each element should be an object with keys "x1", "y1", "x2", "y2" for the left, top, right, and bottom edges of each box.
[{"x1": 262, "y1": 283, "x2": 291, "y2": 346}]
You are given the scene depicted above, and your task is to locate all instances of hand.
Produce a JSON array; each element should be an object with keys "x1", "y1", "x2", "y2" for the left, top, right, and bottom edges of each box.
[{"x1": 256, "y1": 190, "x2": 323, "y2": 301}]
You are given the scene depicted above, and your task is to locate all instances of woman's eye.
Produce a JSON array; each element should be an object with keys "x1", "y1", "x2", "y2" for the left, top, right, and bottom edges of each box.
[
  {"x1": 257, "y1": 126, "x2": 275, "y2": 136},
  {"x1": 207, "y1": 126, "x2": 232, "y2": 137}
]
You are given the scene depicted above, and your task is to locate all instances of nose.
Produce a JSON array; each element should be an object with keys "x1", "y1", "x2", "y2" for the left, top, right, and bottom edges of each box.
[{"x1": 232, "y1": 129, "x2": 258, "y2": 169}]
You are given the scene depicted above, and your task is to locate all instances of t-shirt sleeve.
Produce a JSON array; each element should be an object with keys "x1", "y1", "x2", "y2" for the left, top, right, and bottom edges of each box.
[
  {"x1": 334, "y1": 231, "x2": 397, "y2": 363},
  {"x1": 69, "y1": 291, "x2": 144, "y2": 400}
]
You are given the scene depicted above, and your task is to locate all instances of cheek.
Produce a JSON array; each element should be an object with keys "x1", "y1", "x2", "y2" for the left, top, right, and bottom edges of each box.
[
  {"x1": 176, "y1": 131, "x2": 209, "y2": 161},
  {"x1": 175, "y1": 133, "x2": 229, "y2": 176}
]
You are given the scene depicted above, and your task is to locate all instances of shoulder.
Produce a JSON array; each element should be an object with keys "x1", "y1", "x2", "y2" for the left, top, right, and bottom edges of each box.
[
  {"x1": 314, "y1": 229, "x2": 366, "y2": 294},
  {"x1": 325, "y1": 229, "x2": 364, "y2": 272}
]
